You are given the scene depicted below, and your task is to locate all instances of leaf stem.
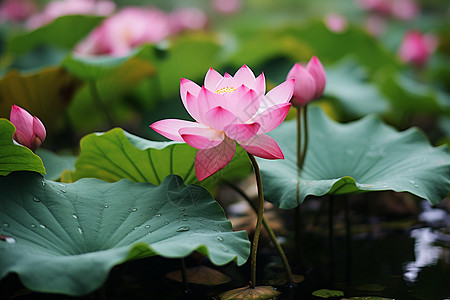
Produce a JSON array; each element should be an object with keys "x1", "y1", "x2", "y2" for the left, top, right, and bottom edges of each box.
[
  {"x1": 180, "y1": 258, "x2": 189, "y2": 292},
  {"x1": 247, "y1": 153, "x2": 265, "y2": 289},
  {"x1": 88, "y1": 80, "x2": 114, "y2": 128},
  {"x1": 225, "y1": 181, "x2": 294, "y2": 285}
]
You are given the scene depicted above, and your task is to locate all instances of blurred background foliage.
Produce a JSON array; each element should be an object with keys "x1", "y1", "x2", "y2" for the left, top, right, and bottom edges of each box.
[{"x1": 0, "y1": 0, "x2": 448, "y2": 151}]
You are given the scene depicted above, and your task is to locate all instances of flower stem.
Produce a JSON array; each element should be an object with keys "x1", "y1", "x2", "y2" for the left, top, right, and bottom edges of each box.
[
  {"x1": 88, "y1": 80, "x2": 114, "y2": 128},
  {"x1": 225, "y1": 181, "x2": 294, "y2": 285},
  {"x1": 296, "y1": 108, "x2": 302, "y2": 171},
  {"x1": 247, "y1": 153, "x2": 265, "y2": 289},
  {"x1": 299, "y1": 105, "x2": 308, "y2": 171}
]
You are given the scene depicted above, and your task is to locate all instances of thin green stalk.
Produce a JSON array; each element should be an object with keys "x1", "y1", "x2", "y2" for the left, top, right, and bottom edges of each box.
[
  {"x1": 296, "y1": 108, "x2": 302, "y2": 171},
  {"x1": 299, "y1": 105, "x2": 308, "y2": 171},
  {"x1": 225, "y1": 181, "x2": 294, "y2": 284},
  {"x1": 88, "y1": 80, "x2": 114, "y2": 128},
  {"x1": 180, "y1": 258, "x2": 189, "y2": 292},
  {"x1": 247, "y1": 153, "x2": 265, "y2": 289}
]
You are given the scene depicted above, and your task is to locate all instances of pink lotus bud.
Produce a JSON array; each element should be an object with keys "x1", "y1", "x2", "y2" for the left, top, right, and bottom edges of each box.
[
  {"x1": 306, "y1": 56, "x2": 326, "y2": 100},
  {"x1": 324, "y1": 13, "x2": 348, "y2": 33},
  {"x1": 10, "y1": 105, "x2": 46, "y2": 151},
  {"x1": 399, "y1": 30, "x2": 434, "y2": 67},
  {"x1": 287, "y1": 57, "x2": 326, "y2": 108},
  {"x1": 287, "y1": 63, "x2": 316, "y2": 108}
]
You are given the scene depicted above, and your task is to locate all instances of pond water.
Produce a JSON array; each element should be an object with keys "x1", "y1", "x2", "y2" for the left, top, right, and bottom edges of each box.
[{"x1": 1, "y1": 193, "x2": 449, "y2": 299}]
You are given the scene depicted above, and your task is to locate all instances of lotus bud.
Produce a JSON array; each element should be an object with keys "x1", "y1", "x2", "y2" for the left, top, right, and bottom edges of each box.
[
  {"x1": 399, "y1": 30, "x2": 434, "y2": 67},
  {"x1": 10, "y1": 105, "x2": 46, "y2": 151},
  {"x1": 306, "y1": 56, "x2": 326, "y2": 99}
]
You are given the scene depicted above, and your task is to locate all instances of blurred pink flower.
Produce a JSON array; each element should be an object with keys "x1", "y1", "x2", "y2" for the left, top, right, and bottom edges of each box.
[
  {"x1": 399, "y1": 30, "x2": 436, "y2": 67},
  {"x1": 212, "y1": 0, "x2": 242, "y2": 15},
  {"x1": 287, "y1": 57, "x2": 326, "y2": 107},
  {"x1": 150, "y1": 65, "x2": 294, "y2": 181},
  {"x1": 169, "y1": 7, "x2": 208, "y2": 34},
  {"x1": 0, "y1": 0, "x2": 36, "y2": 23},
  {"x1": 356, "y1": 0, "x2": 419, "y2": 20},
  {"x1": 75, "y1": 7, "x2": 171, "y2": 56},
  {"x1": 365, "y1": 14, "x2": 387, "y2": 36},
  {"x1": 324, "y1": 13, "x2": 348, "y2": 33},
  {"x1": 27, "y1": 0, "x2": 115, "y2": 29},
  {"x1": 10, "y1": 105, "x2": 46, "y2": 151}
]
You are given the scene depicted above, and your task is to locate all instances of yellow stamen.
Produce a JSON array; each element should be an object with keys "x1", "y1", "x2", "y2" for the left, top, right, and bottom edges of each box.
[{"x1": 214, "y1": 87, "x2": 236, "y2": 95}]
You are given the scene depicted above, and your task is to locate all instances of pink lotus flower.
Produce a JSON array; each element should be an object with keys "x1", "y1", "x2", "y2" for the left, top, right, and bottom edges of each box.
[
  {"x1": 286, "y1": 56, "x2": 326, "y2": 107},
  {"x1": 399, "y1": 30, "x2": 436, "y2": 67},
  {"x1": 150, "y1": 65, "x2": 294, "y2": 181},
  {"x1": 75, "y1": 7, "x2": 171, "y2": 56},
  {"x1": 169, "y1": 7, "x2": 208, "y2": 34},
  {"x1": 356, "y1": 0, "x2": 419, "y2": 20},
  {"x1": 27, "y1": 0, "x2": 115, "y2": 29},
  {"x1": 212, "y1": 0, "x2": 242, "y2": 15},
  {"x1": 0, "y1": 0, "x2": 36, "y2": 23},
  {"x1": 324, "y1": 13, "x2": 348, "y2": 33},
  {"x1": 10, "y1": 105, "x2": 46, "y2": 151}
]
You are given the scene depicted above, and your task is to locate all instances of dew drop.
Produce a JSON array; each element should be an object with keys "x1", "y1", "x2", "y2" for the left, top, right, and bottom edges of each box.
[
  {"x1": 155, "y1": 213, "x2": 161, "y2": 217},
  {"x1": 0, "y1": 235, "x2": 16, "y2": 244},
  {"x1": 61, "y1": 189, "x2": 66, "y2": 193},
  {"x1": 58, "y1": 183, "x2": 65, "y2": 187},
  {"x1": 179, "y1": 207, "x2": 186, "y2": 212},
  {"x1": 39, "y1": 224, "x2": 46, "y2": 229},
  {"x1": 2, "y1": 222, "x2": 10, "y2": 227},
  {"x1": 164, "y1": 222, "x2": 169, "y2": 225},
  {"x1": 104, "y1": 205, "x2": 109, "y2": 208},
  {"x1": 41, "y1": 181, "x2": 46, "y2": 186},
  {"x1": 182, "y1": 218, "x2": 188, "y2": 221},
  {"x1": 33, "y1": 197, "x2": 41, "y2": 203},
  {"x1": 30, "y1": 224, "x2": 36, "y2": 228},
  {"x1": 149, "y1": 207, "x2": 153, "y2": 211},
  {"x1": 145, "y1": 225, "x2": 151, "y2": 229},
  {"x1": 134, "y1": 226, "x2": 139, "y2": 230},
  {"x1": 131, "y1": 208, "x2": 137, "y2": 212},
  {"x1": 77, "y1": 226, "x2": 83, "y2": 234},
  {"x1": 216, "y1": 236, "x2": 223, "y2": 242},
  {"x1": 176, "y1": 226, "x2": 190, "y2": 232},
  {"x1": 72, "y1": 214, "x2": 78, "y2": 219},
  {"x1": 183, "y1": 213, "x2": 188, "y2": 217}
]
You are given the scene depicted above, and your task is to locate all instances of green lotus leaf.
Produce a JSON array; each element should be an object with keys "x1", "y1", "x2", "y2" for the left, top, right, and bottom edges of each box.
[
  {"x1": 325, "y1": 58, "x2": 389, "y2": 118},
  {"x1": 7, "y1": 15, "x2": 104, "y2": 54},
  {"x1": 258, "y1": 106, "x2": 450, "y2": 209},
  {"x1": 0, "y1": 172, "x2": 250, "y2": 296},
  {"x1": 0, "y1": 67, "x2": 81, "y2": 135},
  {"x1": 70, "y1": 128, "x2": 251, "y2": 189},
  {"x1": 0, "y1": 119, "x2": 45, "y2": 175},
  {"x1": 36, "y1": 149, "x2": 76, "y2": 180}
]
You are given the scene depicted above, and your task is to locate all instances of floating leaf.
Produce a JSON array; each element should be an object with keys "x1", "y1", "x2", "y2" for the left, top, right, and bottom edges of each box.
[
  {"x1": 220, "y1": 286, "x2": 281, "y2": 300},
  {"x1": 0, "y1": 172, "x2": 250, "y2": 296},
  {"x1": 36, "y1": 149, "x2": 76, "y2": 180},
  {"x1": 166, "y1": 265, "x2": 231, "y2": 285},
  {"x1": 70, "y1": 128, "x2": 251, "y2": 189},
  {"x1": 7, "y1": 15, "x2": 104, "y2": 54},
  {"x1": 0, "y1": 119, "x2": 45, "y2": 175},
  {"x1": 259, "y1": 106, "x2": 450, "y2": 209},
  {"x1": 312, "y1": 289, "x2": 344, "y2": 298}
]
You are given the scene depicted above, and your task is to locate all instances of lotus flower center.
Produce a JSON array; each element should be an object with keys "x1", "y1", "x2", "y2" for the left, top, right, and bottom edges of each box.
[{"x1": 214, "y1": 87, "x2": 236, "y2": 95}]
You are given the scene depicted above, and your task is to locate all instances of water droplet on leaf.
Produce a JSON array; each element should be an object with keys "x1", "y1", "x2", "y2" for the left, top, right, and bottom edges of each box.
[
  {"x1": 72, "y1": 214, "x2": 78, "y2": 219},
  {"x1": 2, "y1": 222, "x2": 9, "y2": 227},
  {"x1": 77, "y1": 227, "x2": 83, "y2": 234},
  {"x1": 216, "y1": 236, "x2": 223, "y2": 242},
  {"x1": 39, "y1": 224, "x2": 46, "y2": 229},
  {"x1": 30, "y1": 224, "x2": 36, "y2": 228},
  {"x1": 33, "y1": 197, "x2": 41, "y2": 203},
  {"x1": 176, "y1": 226, "x2": 190, "y2": 232}
]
